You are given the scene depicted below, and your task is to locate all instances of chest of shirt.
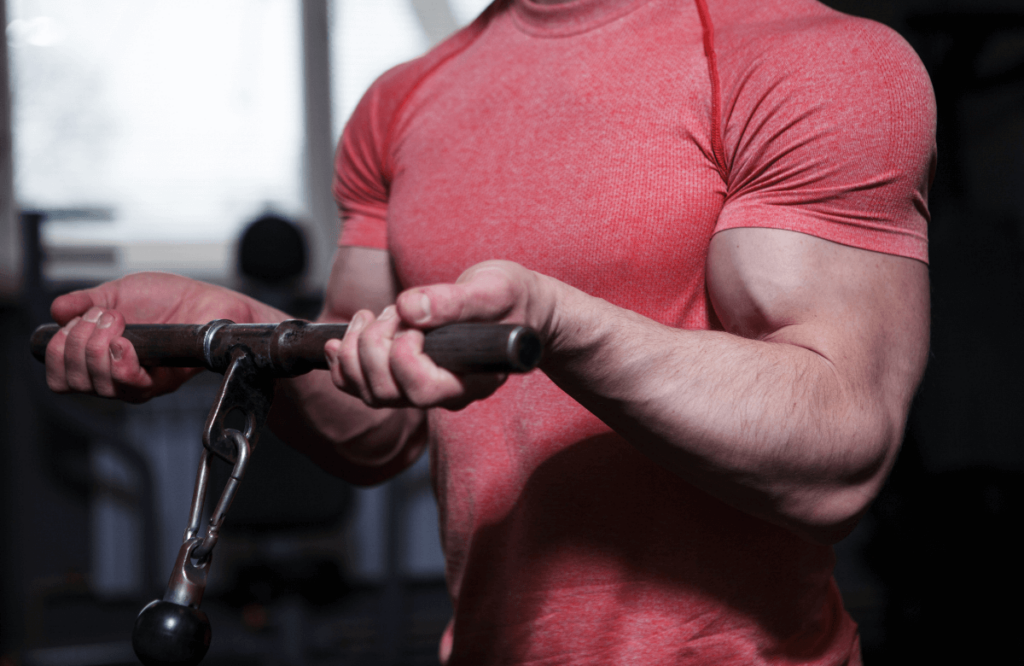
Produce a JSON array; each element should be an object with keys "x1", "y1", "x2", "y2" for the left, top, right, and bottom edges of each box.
[{"x1": 384, "y1": 8, "x2": 725, "y2": 325}]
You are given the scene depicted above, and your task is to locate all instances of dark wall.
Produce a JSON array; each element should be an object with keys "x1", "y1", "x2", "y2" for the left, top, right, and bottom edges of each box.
[{"x1": 821, "y1": 0, "x2": 1024, "y2": 662}]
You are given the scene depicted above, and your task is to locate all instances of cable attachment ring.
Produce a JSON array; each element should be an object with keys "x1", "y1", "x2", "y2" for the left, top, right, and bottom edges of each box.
[{"x1": 203, "y1": 348, "x2": 274, "y2": 465}]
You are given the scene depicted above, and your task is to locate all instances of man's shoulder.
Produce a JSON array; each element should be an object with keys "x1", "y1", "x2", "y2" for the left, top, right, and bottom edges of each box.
[
  {"x1": 709, "y1": 1, "x2": 935, "y2": 265},
  {"x1": 713, "y1": 0, "x2": 925, "y2": 84},
  {"x1": 709, "y1": 0, "x2": 934, "y2": 142}
]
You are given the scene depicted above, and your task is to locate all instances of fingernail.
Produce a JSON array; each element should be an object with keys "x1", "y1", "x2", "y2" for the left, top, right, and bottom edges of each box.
[
  {"x1": 83, "y1": 307, "x2": 103, "y2": 323},
  {"x1": 347, "y1": 313, "x2": 366, "y2": 334},
  {"x1": 378, "y1": 306, "x2": 397, "y2": 322},
  {"x1": 413, "y1": 294, "x2": 431, "y2": 325},
  {"x1": 98, "y1": 313, "x2": 115, "y2": 329},
  {"x1": 324, "y1": 339, "x2": 340, "y2": 367},
  {"x1": 62, "y1": 317, "x2": 81, "y2": 335},
  {"x1": 109, "y1": 341, "x2": 123, "y2": 361}
]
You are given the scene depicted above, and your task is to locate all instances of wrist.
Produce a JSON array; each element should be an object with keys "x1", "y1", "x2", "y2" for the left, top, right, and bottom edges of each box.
[{"x1": 534, "y1": 273, "x2": 603, "y2": 362}]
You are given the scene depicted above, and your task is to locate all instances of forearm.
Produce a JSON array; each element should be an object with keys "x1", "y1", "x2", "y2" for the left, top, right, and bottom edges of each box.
[
  {"x1": 541, "y1": 281, "x2": 903, "y2": 543},
  {"x1": 245, "y1": 300, "x2": 426, "y2": 486},
  {"x1": 269, "y1": 368, "x2": 425, "y2": 485}
]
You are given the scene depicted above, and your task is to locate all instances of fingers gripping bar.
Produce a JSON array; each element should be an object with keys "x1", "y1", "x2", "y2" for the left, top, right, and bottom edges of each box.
[{"x1": 30, "y1": 319, "x2": 544, "y2": 376}]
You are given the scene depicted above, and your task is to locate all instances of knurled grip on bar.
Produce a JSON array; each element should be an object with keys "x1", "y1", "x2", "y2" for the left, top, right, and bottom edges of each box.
[{"x1": 30, "y1": 319, "x2": 543, "y2": 376}]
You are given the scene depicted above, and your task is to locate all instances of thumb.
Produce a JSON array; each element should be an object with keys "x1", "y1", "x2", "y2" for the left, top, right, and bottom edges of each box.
[
  {"x1": 396, "y1": 262, "x2": 523, "y2": 328},
  {"x1": 50, "y1": 286, "x2": 113, "y2": 325}
]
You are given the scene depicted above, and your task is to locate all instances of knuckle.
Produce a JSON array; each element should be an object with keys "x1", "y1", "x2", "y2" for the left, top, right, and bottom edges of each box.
[
  {"x1": 403, "y1": 385, "x2": 437, "y2": 409},
  {"x1": 400, "y1": 371, "x2": 451, "y2": 409},
  {"x1": 366, "y1": 374, "x2": 401, "y2": 404},
  {"x1": 390, "y1": 333, "x2": 422, "y2": 362},
  {"x1": 110, "y1": 364, "x2": 140, "y2": 389},
  {"x1": 66, "y1": 374, "x2": 92, "y2": 393},
  {"x1": 84, "y1": 337, "x2": 109, "y2": 363},
  {"x1": 359, "y1": 321, "x2": 388, "y2": 347},
  {"x1": 62, "y1": 332, "x2": 87, "y2": 358},
  {"x1": 338, "y1": 349, "x2": 363, "y2": 381},
  {"x1": 328, "y1": 366, "x2": 345, "y2": 390},
  {"x1": 339, "y1": 335, "x2": 361, "y2": 363},
  {"x1": 45, "y1": 346, "x2": 65, "y2": 374},
  {"x1": 358, "y1": 336, "x2": 391, "y2": 372},
  {"x1": 337, "y1": 366, "x2": 360, "y2": 392},
  {"x1": 359, "y1": 387, "x2": 381, "y2": 408},
  {"x1": 45, "y1": 373, "x2": 68, "y2": 393}
]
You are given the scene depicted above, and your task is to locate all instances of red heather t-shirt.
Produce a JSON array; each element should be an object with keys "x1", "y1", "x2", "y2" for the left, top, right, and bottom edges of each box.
[{"x1": 334, "y1": 0, "x2": 935, "y2": 663}]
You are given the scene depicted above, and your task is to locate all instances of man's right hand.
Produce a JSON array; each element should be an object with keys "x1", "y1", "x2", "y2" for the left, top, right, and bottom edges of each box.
[
  {"x1": 43, "y1": 252, "x2": 431, "y2": 485},
  {"x1": 44, "y1": 272, "x2": 264, "y2": 403}
]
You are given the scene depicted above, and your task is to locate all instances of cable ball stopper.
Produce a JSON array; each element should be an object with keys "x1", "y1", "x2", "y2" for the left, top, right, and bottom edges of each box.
[
  {"x1": 133, "y1": 533, "x2": 216, "y2": 666},
  {"x1": 132, "y1": 599, "x2": 211, "y2": 666}
]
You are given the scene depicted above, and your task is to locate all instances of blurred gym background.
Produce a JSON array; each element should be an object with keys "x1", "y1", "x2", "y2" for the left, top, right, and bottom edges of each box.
[{"x1": 0, "y1": 0, "x2": 1021, "y2": 664}]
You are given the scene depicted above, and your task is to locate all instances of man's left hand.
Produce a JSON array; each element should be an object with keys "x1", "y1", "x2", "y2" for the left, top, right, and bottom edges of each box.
[{"x1": 324, "y1": 260, "x2": 555, "y2": 410}]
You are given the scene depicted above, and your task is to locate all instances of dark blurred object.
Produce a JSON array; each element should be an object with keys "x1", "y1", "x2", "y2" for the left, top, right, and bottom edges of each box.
[
  {"x1": 236, "y1": 213, "x2": 320, "y2": 318},
  {"x1": 238, "y1": 214, "x2": 307, "y2": 284},
  {"x1": 221, "y1": 558, "x2": 347, "y2": 610}
]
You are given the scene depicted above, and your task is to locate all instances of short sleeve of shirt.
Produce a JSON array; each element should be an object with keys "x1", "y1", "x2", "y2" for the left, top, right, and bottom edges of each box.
[
  {"x1": 713, "y1": 15, "x2": 936, "y2": 262},
  {"x1": 333, "y1": 72, "x2": 395, "y2": 250},
  {"x1": 332, "y1": 19, "x2": 490, "y2": 251}
]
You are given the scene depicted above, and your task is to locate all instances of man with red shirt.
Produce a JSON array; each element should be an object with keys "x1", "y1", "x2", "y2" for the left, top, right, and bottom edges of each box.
[{"x1": 44, "y1": 0, "x2": 934, "y2": 663}]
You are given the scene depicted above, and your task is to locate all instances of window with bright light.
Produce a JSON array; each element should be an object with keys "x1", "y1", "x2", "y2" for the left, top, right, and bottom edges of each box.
[{"x1": 7, "y1": 0, "x2": 490, "y2": 283}]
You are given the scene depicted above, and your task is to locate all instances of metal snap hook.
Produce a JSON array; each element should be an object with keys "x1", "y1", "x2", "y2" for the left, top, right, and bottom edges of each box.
[{"x1": 186, "y1": 429, "x2": 251, "y2": 563}]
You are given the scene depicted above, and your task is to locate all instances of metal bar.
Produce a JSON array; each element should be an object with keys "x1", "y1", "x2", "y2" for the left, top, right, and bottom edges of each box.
[{"x1": 31, "y1": 319, "x2": 543, "y2": 376}]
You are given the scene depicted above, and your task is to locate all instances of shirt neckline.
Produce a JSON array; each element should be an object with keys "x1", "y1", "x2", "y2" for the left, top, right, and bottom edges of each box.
[{"x1": 511, "y1": 0, "x2": 658, "y2": 37}]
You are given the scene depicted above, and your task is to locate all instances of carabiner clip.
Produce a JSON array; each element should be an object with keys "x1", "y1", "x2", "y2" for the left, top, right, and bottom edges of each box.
[{"x1": 184, "y1": 429, "x2": 251, "y2": 562}]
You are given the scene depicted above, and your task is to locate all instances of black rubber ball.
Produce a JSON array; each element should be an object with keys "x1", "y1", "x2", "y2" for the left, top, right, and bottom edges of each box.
[{"x1": 132, "y1": 599, "x2": 212, "y2": 666}]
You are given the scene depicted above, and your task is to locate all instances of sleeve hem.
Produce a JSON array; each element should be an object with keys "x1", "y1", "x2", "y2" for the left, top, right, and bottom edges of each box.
[
  {"x1": 338, "y1": 214, "x2": 388, "y2": 250},
  {"x1": 714, "y1": 210, "x2": 929, "y2": 264}
]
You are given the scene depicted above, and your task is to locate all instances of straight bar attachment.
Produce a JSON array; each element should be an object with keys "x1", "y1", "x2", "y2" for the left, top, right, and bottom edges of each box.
[{"x1": 31, "y1": 320, "x2": 543, "y2": 376}]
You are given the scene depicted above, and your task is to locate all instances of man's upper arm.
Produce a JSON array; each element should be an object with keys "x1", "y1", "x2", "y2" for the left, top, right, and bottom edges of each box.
[
  {"x1": 706, "y1": 227, "x2": 930, "y2": 482},
  {"x1": 320, "y1": 246, "x2": 401, "y2": 322}
]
